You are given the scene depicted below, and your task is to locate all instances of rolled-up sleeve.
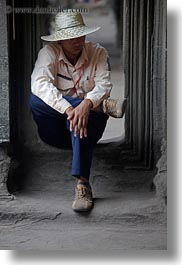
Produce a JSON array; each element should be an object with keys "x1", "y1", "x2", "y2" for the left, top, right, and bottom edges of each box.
[
  {"x1": 31, "y1": 45, "x2": 71, "y2": 114},
  {"x1": 85, "y1": 47, "x2": 112, "y2": 108}
]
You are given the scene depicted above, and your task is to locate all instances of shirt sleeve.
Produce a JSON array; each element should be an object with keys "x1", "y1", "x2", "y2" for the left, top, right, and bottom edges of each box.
[
  {"x1": 85, "y1": 47, "x2": 112, "y2": 108},
  {"x1": 31, "y1": 45, "x2": 72, "y2": 114}
]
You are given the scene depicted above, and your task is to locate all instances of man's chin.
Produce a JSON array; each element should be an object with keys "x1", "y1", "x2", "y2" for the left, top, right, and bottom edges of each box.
[
  {"x1": 74, "y1": 47, "x2": 83, "y2": 54},
  {"x1": 72, "y1": 51, "x2": 82, "y2": 58}
]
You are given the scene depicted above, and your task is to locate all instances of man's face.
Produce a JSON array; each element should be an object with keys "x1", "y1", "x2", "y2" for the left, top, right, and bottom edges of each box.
[{"x1": 61, "y1": 36, "x2": 86, "y2": 56}]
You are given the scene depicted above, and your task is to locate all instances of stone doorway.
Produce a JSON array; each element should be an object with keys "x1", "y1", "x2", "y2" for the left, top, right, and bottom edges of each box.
[
  {"x1": 6, "y1": 0, "x2": 157, "y2": 167},
  {"x1": 0, "y1": 0, "x2": 167, "y2": 190},
  {"x1": 0, "y1": 0, "x2": 167, "y2": 250}
]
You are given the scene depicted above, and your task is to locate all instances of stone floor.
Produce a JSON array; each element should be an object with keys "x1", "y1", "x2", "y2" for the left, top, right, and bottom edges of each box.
[{"x1": 0, "y1": 150, "x2": 167, "y2": 250}]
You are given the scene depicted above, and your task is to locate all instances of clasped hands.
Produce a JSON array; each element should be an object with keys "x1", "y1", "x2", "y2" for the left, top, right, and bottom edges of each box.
[{"x1": 66, "y1": 99, "x2": 93, "y2": 139}]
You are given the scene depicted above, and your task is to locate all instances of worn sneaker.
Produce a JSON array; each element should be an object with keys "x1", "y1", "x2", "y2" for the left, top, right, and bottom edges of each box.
[
  {"x1": 72, "y1": 183, "x2": 93, "y2": 212},
  {"x1": 102, "y1": 98, "x2": 127, "y2": 118}
]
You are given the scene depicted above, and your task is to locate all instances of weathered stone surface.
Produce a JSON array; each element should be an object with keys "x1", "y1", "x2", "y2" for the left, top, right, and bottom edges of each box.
[
  {"x1": 152, "y1": 0, "x2": 167, "y2": 163},
  {"x1": 0, "y1": 146, "x2": 14, "y2": 200},
  {"x1": 0, "y1": 0, "x2": 12, "y2": 199},
  {"x1": 0, "y1": 0, "x2": 9, "y2": 142},
  {"x1": 153, "y1": 140, "x2": 167, "y2": 204},
  {"x1": 0, "y1": 152, "x2": 167, "y2": 250}
]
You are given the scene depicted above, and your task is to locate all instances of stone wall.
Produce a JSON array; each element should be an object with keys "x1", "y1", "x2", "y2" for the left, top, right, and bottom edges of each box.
[
  {"x1": 121, "y1": 0, "x2": 167, "y2": 204},
  {"x1": 152, "y1": 0, "x2": 167, "y2": 161},
  {"x1": 152, "y1": 0, "x2": 167, "y2": 204},
  {"x1": 7, "y1": 0, "x2": 48, "y2": 155},
  {"x1": 0, "y1": 0, "x2": 9, "y2": 142},
  {"x1": 0, "y1": 0, "x2": 13, "y2": 199}
]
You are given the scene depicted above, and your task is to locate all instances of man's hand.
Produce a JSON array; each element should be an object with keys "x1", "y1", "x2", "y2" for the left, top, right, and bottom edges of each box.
[
  {"x1": 65, "y1": 106, "x2": 74, "y2": 117},
  {"x1": 66, "y1": 99, "x2": 93, "y2": 138}
]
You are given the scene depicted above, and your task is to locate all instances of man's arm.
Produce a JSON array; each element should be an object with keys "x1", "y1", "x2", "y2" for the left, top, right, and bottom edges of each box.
[
  {"x1": 85, "y1": 47, "x2": 112, "y2": 108},
  {"x1": 31, "y1": 45, "x2": 72, "y2": 114}
]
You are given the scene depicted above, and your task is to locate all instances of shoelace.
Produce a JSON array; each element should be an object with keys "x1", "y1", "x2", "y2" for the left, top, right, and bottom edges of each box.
[{"x1": 76, "y1": 186, "x2": 92, "y2": 202}]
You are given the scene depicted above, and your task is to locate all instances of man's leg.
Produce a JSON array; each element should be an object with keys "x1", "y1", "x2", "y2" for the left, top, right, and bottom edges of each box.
[
  {"x1": 63, "y1": 97, "x2": 108, "y2": 212},
  {"x1": 29, "y1": 94, "x2": 72, "y2": 148},
  {"x1": 70, "y1": 110, "x2": 108, "y2": 179},
  {"x1": 30, "y1": 94, "x2": 108, "y2": 212},
  {"x1": 63, "y1": 96, "x2": 108, "y2": 181},
  {"x1": 70, "y1": 111, "x2": 108, "y2": 212}
]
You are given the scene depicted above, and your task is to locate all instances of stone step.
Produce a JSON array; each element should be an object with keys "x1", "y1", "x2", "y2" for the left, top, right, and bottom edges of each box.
[
  {"x1": 0, "y1": 190, "x2": 166, "y2": 226},
  {"x1": 9, "y1": 148, "x2": 155, "y2": 193},
  {"x1": 0, "y1": 190, "x2": 166, "y2": 250}
]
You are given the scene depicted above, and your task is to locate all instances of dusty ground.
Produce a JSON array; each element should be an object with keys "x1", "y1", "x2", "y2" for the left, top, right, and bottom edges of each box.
[{"x1": 0, "y1": 150, "x2": 167, "y2": 250}]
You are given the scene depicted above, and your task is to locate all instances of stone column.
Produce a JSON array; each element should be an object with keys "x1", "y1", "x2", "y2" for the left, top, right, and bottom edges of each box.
[
  {"x1": 0, "y1": 0, "x2": 14, "y2": 200},
  {"x1": 152, "y1": 0, "x2": 167, "y2": 204},
  {"x1": 122, "y1": 0, "x2": 154, "y2": 168}
]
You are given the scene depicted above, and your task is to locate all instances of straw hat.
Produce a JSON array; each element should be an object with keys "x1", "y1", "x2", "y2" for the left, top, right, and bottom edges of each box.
[{"x1": 41, "y1": 11, "x2": 101, "y2": 41}]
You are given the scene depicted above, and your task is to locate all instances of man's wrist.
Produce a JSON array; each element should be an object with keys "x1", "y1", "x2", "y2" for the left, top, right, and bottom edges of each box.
[
  {"x1": 65, "y1": 106, "x2": 74, "y2": 115},
  {"x1": 84, "y1": 99, "x2": 93, "y2": 109}
]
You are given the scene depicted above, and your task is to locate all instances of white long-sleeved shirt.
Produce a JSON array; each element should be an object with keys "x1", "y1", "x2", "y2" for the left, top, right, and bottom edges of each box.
[{"x1": 31, "y1": 41, "x2": 112, "y2": 114}]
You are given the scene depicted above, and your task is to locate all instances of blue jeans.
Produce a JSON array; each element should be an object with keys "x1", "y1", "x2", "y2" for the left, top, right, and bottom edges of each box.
[{"x1": 29, "y1": 94, "x2": 108, "y2": 180}]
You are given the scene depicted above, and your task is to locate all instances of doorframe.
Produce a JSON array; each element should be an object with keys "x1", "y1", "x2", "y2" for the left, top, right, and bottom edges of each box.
[
  {"x1": 7, "y1": 0, "x2": 162, "y2": 171},
  {"x1": 119, "y1": 0, "x2": 155, "y2": 169}
]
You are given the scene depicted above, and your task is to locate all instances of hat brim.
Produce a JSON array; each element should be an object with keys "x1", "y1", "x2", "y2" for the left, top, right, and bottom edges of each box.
[{"x1": 41, "y1": 25, "x2": 101, "y2": 41}]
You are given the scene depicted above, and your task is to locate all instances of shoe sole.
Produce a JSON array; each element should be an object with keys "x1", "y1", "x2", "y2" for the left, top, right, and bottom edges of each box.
[
  {"x1": 72, "y1": 207, "x2": 92, "y2": 212},
  {"x1": 72, "y1": 203, "x2": 94, "y2": 212},
  {"x1": 120, "y1": 98, "x2": 127, "y2": 118}
]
